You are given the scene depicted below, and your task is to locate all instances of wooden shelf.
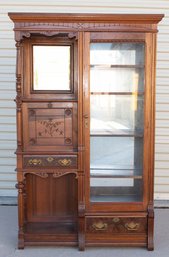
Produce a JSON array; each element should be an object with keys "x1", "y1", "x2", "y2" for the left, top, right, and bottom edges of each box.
[
  {"x1": 90, "y1": 132, "x2": 144, "y2": 137},
  {"x1": 90, "y1": 194, "x2": 142, "y2": 203},
  {"x1": 90, "y1": 64, "x2": 144, "y2": 69},
  {"x1": 90, "y1": 92, "x2": 144, "y2": 95}
]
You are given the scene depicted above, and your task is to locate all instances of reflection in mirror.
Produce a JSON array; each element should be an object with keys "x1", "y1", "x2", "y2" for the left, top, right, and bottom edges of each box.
[{"x1": 33, "y1": 46, "x2": 70, "y2": 90}]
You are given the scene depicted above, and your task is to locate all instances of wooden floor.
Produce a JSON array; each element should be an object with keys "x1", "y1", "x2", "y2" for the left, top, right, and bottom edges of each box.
[{"x1": 0, "y1": 206, "x2": 169, "y2": 257}]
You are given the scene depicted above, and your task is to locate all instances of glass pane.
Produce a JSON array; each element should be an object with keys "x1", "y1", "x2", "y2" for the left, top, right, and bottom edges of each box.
[
  {"x1": 90, "y1": 136, "x2": 143, "y2": 202},
  {"x1": 90, "y1": 137, "x2": 143, "y2": 171},
  {"x1": 90, "y1": 43, "x2": 144, "y2": 65},
  {"x1": 91, "y1": 95, "x2": 144, "y2": 135},
  {"x1": 90, "y1": 67, "x2": 144, "y2": 92},
  {"x1": 33, "y1": 46, "x2": 70, "y2": 90},
  {"x1": 90, "y1": 42, "x2": 144, "y2": 203},
  {"x1": 90, "y1": 179, "x2": 143, "y2": 202}
]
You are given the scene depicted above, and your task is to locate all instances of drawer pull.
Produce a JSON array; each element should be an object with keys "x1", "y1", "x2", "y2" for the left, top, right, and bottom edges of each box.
[
  {"x1": 125, "y1": 222, "x2": 140, "y2": 231},
  {"x1": 28, "y1": 159, "x2": 42, "y2": 166},
  {"x1": 58, "y1": 158, "x2": 72, "y2": 166},
  {"x1": 92, "y1": 221, "x2": 108, "y2": 231}
]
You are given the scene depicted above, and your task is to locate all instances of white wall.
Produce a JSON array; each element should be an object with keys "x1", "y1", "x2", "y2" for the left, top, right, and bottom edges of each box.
[{"x1": 0, "y1": 0, "x2": 169, "y2": 201}]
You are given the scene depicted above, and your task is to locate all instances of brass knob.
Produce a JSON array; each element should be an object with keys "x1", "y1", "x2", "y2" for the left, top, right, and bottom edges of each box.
[
  {"x1": 125, "y1": 221, "x2": 140, "y2": 231},
  {"x1": 58, "y1": 159, "x2": 72, "y2": 166},
  {"x1": 28, "y1": 159, "x2": 42, "y2": 166}
]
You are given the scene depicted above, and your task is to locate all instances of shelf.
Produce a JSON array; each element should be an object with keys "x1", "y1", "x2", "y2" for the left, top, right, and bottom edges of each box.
[
  {"x1": 90, "y1": 92, "x2": 144, "y2": 95},
  {"x1": 90, "y1": 169, "x2": 142, "y2": 179},
  {"x1": 90, "y1": 64, "x2": 144, "y2": 69},
  {"x1": 90, "y1": 194, "x2": 142, "y2": 203},
  {"x1": 90, "y1": 131, "x2": 144, "y2": 137}
]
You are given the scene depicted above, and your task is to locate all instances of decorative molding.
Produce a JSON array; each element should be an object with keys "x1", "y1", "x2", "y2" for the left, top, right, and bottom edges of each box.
[
  {"x1": 17, "y1": 22, "x2": 154, "y2": 31},
  {"x1": 12, "y1": 22, "x2": 158, "y2": 41}
]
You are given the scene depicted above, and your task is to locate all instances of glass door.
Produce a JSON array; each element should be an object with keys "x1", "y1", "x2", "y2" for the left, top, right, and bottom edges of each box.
[{"x1": 89, "y1": 42, "x2": 145, "y2": 203}]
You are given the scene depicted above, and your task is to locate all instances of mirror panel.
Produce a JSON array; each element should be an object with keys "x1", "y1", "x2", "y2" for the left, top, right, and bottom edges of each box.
[{"x1": 33, "y1": 46, "x2": 70, "y2": 91}]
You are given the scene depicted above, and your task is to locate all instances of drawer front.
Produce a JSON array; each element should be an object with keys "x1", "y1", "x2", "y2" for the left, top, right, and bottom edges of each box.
[
  {"x1": 86, "y1": 216, "x2": 147, "y2": 234},
  {"x1": 23, "y1": 155, "x2": 77, "y2": 169}
]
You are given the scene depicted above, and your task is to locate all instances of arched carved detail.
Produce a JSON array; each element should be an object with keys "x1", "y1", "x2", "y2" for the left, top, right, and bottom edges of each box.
[
  {"x1": 24, "y1": 172, "x2": 49, "y2": 178},
  {"x1": 23, "y1": 171, "x2": 78, "y2": 179},
  {"x1": 53, "y1": 171, "x2": 78, "y2": 179}
]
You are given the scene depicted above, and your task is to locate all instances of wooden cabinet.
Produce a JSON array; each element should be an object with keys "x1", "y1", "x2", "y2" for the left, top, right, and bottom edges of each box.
[{"x1": 9, "y1": 13, "x2": 164, "y2": 250}]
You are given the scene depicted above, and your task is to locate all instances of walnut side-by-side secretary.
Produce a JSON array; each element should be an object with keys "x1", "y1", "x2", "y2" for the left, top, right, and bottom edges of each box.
[{"x1": 8, "y1": 13, "x2": 164, "y2": 250}]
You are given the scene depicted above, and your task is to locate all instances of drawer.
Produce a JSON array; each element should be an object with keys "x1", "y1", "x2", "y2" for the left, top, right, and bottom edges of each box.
[
  {"x1": 86, "y1": 216, "x2": 147, "y2": 234},
  {"x1": 23, "y1": 155, "x2": 77, "y2": 169}
]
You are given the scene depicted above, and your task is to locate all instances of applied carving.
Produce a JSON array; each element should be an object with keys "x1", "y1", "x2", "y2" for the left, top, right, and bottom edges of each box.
[
  {"x1": 15, "y1": 181, "x2": 25, "y2": 193},
  {"x1": 53, "y1": 171, "x2": 78, "y2": 178},
  {"x1": 38, "y1": 118, "x2": 64, "y2": 137},
  {"x1": 14, "y1": 95, "x2": 22, "y2": 111}
]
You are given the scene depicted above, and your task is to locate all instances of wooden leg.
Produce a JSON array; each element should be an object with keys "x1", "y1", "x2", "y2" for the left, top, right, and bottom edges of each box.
[
  {"x1": 16, "y1": 181, "x2": 25, "y2": 250},
  {"x1": 78, "y1": 217, "x2": 85, "y2": 251},
  {"x1": 147, "y1": 206, "x2": 154, "y2": 251},
  {"x1": 18, "y1": 228, "x2": 24, "y2": 249}
]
